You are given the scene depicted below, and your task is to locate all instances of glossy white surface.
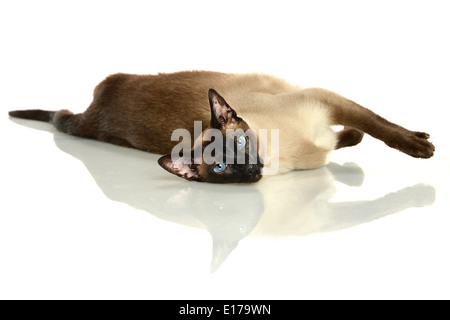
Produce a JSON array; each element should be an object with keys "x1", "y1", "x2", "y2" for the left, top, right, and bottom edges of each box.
[{"x1": 1, "y1": 1, "x2": 449, "y2": 299}]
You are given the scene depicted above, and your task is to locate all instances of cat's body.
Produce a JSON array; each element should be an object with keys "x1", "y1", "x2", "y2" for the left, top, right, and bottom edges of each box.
[{"x1": 9, "y1": 71, "x2": 435, "y2": 183}]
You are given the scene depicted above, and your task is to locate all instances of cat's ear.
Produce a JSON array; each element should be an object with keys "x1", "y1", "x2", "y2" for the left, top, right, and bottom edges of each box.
[
  {"x1": 158, "y1": 152, "x2": 202, "y2": 181},
  {"x1": 208, "y1": 89, "x2": 241, "y2": 129}
]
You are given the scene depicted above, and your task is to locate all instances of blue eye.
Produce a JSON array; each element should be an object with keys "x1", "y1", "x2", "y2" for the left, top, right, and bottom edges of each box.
[
  {"x1": 213, "y1": 163, "x2": 227, "y2": 173},
  {"x1": 237, "y1": 135, "x2": 247, "y2": 149}
]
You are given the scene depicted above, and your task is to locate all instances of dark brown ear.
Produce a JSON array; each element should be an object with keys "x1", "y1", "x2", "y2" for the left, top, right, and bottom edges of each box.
[
  {"x1": 208, "y1": 89, "x2": 240, "y2": 129},
  {"x1": 158, "y1": 153, "x2": 202, "y2": 181}
]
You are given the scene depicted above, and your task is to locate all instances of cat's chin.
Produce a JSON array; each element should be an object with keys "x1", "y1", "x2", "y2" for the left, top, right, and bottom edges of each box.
[{"x1": 253, "y1": 174, "x2": 263, "y2": 183}]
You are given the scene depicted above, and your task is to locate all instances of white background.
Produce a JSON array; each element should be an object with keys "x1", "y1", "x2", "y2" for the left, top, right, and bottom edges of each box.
[{"x1": 1, "y1": 0, "x2": 449, "y2": 299}]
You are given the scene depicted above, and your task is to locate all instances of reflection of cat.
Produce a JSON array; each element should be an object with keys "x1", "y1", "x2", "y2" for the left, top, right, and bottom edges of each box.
[
  {"x1": 9, "y1": 71, "x2": 434, "y2": 183},
  {"x1": 253, "y1": 164, "x2": 435, "y2": 237}
]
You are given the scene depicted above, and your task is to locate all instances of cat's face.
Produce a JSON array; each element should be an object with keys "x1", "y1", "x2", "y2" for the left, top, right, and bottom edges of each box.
[{"x1": 158, "y1": 89, "x2": 264, "y2": 183}]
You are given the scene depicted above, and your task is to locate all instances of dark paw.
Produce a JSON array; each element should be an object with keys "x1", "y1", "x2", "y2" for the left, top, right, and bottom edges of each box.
[
  {"x1": 401, "y1": 132, "x2": 435, "y2": 158},
  {"x1": 336, "y1": 128, "x2": 364, "y2": 149}
]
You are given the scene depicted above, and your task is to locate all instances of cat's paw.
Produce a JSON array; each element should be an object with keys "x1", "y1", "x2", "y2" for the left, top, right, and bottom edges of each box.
[
  {"x1": 335, "y1": 127, "x2": 364, "y2": 149},
  {"x1": 399, "y1": 131, "x2": 435, "y2": 158}
]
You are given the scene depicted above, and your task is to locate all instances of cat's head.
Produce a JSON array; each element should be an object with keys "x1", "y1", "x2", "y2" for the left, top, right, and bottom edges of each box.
[{"x1": 158, "y1": 89, "x2": 263, "y2": 183}]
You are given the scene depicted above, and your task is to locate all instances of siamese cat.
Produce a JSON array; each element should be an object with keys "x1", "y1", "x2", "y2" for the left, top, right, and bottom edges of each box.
[{"x1": 9, "y1": 71, "x2": 435, "y2": 183}]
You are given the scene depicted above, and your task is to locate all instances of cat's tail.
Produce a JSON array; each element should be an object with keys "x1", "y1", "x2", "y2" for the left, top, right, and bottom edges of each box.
[
  {"x1": 9, "y1": 109, "x2": 56, "y2": 122},
  {"x1": 9, "y1": 109, "x2": 83, "y2": 136}
]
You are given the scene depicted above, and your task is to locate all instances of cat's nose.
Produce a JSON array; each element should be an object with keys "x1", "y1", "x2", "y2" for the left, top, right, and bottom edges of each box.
[{"x1": 248, "y1": 164, "x2": 260, "y2": 175}]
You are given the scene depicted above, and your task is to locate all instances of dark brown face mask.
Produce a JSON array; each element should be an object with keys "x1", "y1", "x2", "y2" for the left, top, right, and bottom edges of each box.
[{"x1": 158, "y1": 89, "x2": 263, "y2": 183}]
